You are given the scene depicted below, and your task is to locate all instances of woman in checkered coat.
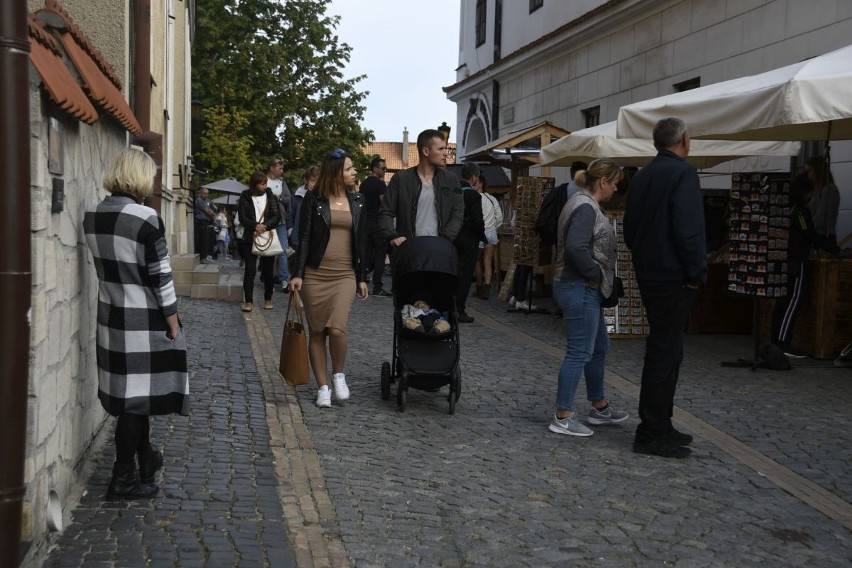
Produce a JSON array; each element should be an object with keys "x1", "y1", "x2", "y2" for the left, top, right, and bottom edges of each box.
[{"x1": 83, "y1": 149, "x2": 189, "y2": 500}]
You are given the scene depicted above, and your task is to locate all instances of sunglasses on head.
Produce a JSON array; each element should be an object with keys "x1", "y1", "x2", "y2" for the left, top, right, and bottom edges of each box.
[{"x1": 331, "y1": 148, "x2": 347, "y2": 159}]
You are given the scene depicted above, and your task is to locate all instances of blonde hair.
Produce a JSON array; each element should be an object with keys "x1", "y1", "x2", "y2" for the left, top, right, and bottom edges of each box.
[
  {"x1": 573, "y1": 158, "x2": 623, "y2": 192},
  {"x1": 103, "y1": 149, "x2": 157, "y2": 199}
]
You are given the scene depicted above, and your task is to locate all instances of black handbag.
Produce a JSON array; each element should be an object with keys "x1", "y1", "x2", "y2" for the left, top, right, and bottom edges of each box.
[{"x1": 600, "y1": 276, "x2": 624, "y2": 308}]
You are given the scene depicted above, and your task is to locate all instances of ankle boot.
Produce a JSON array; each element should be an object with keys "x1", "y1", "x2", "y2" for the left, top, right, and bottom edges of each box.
[
  {"x1": 138, "y1": 446, "x2": 164, "y2": 484},
  {"x1": 106, "y1": 462, "x2": 158, "y2": 501}
]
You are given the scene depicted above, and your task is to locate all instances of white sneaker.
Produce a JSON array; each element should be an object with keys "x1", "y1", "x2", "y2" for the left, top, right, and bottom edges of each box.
[
  {"x1": 316, "y1": 386, "x2": 331, "y2": 407},
  {"x1": 509, "y1": 296, "x2": 516, "y2": 307},
  {"x1": 515, "y1": 300, "x2": 538, "y2": 310},
  {"x1": 332, "y1": 373, "x2": 350, "y2": 401}
]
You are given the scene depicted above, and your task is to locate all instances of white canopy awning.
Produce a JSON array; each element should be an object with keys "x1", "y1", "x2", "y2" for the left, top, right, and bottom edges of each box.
[
  {"x1": 616, "y1": 43, "x2": 852, "y2": 142},
  {"x1": 541, "y1": 121, "x2": 800, "y2": 168}
]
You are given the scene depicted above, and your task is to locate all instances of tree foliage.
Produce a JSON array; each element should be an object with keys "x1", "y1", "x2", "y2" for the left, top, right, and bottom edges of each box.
[
  {"x1": 196, "y1": 105, "x2": 254, "y2": 182},
  {"x1": 192, "y1": 0, "x2": 373, "y2": 186}
]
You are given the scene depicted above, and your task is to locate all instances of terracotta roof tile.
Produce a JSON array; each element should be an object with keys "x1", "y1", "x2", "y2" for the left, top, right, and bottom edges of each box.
[
  {"x1": 28, "y1": 17, "x2": 98, "y2": 124},
  {"x1": 30, "y1": 1, "x2": 142, "y2": 135}
]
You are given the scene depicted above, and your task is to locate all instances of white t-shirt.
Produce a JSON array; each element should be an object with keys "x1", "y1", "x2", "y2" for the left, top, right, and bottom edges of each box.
[
  {"x1": 252, "y1": 193, "x2": 268, "y2": 224},
  {"x1": 267, "y1": 177, "x2": 283, "y2": 197}
]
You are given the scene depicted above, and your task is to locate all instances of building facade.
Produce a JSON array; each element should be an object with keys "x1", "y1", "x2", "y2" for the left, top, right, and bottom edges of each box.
[
  {"x1": 446, "y1": 0, "x2": 852, "y2": 237},
  {"x1": 21, "y1": 1, "x2": 193, "y2": 564}
]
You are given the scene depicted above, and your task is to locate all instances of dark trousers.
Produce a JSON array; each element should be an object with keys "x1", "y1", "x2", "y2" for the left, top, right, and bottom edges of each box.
[
  {"x1": 513, "y1": 264, "x2": 533, "y2": 302},
  {"x1": 771, "y1": 266, "x2": 806, "y2": 345},
  {"x1": 365, "y1": 218, "x2": 387, "y2": 292},
  {"x1": 242, "y1": 241, "x2": 275, "y2": 302},
  {"x1": 195, "y1": 219, "x2": 212, "y2": 259},
  {"x1": 455, "y1": 237, "x2": 479, "y2": 313},
  {"x1": 635, "y1": 280, "x2": 696, "y2": 442},
  {"x1": 115, "y1": 413, "x2": 151, "y2": 464}
]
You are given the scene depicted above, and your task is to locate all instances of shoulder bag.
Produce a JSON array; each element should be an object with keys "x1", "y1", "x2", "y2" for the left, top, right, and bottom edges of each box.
[
  {"x1": 279, "y1": 289, "x2": 310, "y2": 385},
  {"x1": 251, "y1": 199, "x2": 284, "y2": 256}
]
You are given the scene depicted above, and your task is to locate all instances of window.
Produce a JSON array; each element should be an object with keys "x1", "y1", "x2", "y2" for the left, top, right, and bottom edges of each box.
[
  {"x1": 476, "y1": 0, "x2": 486, "y2": 47},
  {"x1": 582, "y1": 106, "x2": 600, "y2": 128},
  {"x1": 529, "y1": 0, "x2": 543, "y2": 13},
  {"x1": 674, "y1": 77, "x2": 700, "y2": 92}
]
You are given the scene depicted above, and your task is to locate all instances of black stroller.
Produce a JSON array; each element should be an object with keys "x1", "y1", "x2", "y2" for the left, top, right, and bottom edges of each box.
[{"x1": 380, "y1": 236, "x2": 462, "y2": 414}]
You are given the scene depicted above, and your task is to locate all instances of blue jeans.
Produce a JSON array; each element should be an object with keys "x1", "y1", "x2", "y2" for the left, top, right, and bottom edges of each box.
[
  {"x1": 276, "y1": 224, "x2": 290, "y2": 282},
  {"x1": 553, "y1": 279, "x2": 609, "y2": 411}
]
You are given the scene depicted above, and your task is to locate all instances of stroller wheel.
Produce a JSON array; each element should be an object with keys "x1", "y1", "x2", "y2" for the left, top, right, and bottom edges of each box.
[
  {"x1": 397, "y1": 385, "x2": 407, "y2": 411},
  {"x1": 380, "y1": 362, "x2": 391, "y2": 400}
]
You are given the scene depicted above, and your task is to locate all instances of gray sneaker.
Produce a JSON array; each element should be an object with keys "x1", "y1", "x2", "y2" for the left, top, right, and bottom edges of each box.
[
  {"x1": 587, "y1": 405, "x2": 629, "y2": 425},
  {"x1": 548, "y1": 415, "x2": 593, "y2": 437}
]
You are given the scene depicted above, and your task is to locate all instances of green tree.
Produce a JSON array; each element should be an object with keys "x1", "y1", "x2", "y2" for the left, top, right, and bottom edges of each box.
[
  {"x1": 192, "y1": 0, "x2": 373, "y2": 186},
  {"x1": 196, "y1": 104, "x2": 254, "y2": 183}
]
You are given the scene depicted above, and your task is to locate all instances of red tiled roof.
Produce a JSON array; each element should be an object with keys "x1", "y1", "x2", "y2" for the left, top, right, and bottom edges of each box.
[
  {"x1": 29, "y1": 1, "x2": 142, "y2": 135},
  {"x1": 363, "y1": 140, "x2": 456, "y2": 183}
]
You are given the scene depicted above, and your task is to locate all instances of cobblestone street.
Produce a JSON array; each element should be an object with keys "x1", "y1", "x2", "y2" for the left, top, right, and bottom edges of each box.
[{"x1": 45, "y1": 281, "x2": 852, "y2": 567}]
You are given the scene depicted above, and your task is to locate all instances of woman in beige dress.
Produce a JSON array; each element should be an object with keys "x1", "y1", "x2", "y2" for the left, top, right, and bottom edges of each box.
[{"x1": 290, "y1": 149, "x2": 368, "y2": 407}]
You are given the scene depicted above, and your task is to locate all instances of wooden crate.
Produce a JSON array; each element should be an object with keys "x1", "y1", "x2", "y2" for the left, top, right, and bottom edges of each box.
[{"x1": 689, "y1": 262, "x2": 754, "y2": 334}]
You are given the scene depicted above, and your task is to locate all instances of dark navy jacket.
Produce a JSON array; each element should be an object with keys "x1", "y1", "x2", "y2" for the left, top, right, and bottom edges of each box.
[{"x1": 623, "y1": 150, "x2": 707, "y2": 285}]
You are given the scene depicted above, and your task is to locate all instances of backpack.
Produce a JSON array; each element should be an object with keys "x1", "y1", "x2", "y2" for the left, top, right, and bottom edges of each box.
[{"x1": 534, "y1": 183, "x2": 568, "y2": 247}]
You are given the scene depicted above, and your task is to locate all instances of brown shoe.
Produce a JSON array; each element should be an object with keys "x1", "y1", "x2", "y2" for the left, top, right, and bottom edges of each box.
[
  {"x1": 241, "y1": 302, "x2": 253, "y2": 312},
  {"x1": 263, "y1": 300, "x2": 274, "y2": 310}
]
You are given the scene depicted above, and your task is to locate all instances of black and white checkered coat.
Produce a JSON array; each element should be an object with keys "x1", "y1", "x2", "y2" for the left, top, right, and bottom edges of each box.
[{"x1": 83, "y1": 195, "x2": 190, "y2": 416}]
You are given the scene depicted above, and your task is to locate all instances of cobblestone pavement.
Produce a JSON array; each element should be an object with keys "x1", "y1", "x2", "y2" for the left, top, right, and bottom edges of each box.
[
  {"x1": 260, "y1": 278, "x2": 852, "y2": 568},
  {"x1": 44, "y1": 298, "x2": 296, "y2": 568},
  {"x1": 44, "y1": 274, "x2": 852, "y2": 567}
]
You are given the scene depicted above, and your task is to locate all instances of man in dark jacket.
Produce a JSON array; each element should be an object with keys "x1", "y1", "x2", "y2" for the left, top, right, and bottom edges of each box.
[
  {"x1": 624, "y1": 117, "x2": 706, "y2": 459},
  {"x1": 455, "y1": 163, "x2": 485, "y2": 322},
  {"x1": 378, "y1": 129, "x2": 464, "y2": 246}
]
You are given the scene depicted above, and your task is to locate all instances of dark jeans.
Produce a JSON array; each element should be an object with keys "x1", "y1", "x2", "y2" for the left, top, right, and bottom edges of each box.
[
  {"x1": 242, "y1": 241, "x2": 275, "y2": 302},
  {"x1": 115, "y1": 413, "x2": 151, "y2": 465},
  {"x1": 635, "y1": 280, "x2": 696, "y2": 443},
  {"x1": 365, "y1": 217, "x2": 387, "y2": 292},
  {"x1": 195, "y1": 218, "x2": 213, "y2": 259},
  {"x1": 455, "y1": 237, "x2": 479, "y2": 312}
]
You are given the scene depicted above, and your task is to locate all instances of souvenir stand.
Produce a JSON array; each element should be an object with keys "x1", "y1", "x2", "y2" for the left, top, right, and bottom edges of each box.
[
  {"x1": 603, "y1": 212, "x2": 649, "y2": 337},
  {"x1": 721, "y1": 172, "x2": 790, "y2": 368},
  {"x1": 498, "y1": 176, "x2": 553, "y2": 313}
]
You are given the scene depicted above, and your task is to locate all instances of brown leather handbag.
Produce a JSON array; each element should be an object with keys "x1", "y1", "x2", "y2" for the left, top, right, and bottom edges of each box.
[{"x1": 279, "y1": 290, "x2": 310, "y2": 385}]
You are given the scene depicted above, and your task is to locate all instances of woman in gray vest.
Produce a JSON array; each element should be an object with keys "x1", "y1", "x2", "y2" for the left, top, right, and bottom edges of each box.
[{"x1": 548, "y1": 159, "x2": 629, "y2": 437}]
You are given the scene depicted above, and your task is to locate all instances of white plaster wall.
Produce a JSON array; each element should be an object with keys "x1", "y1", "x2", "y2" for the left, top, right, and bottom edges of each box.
[{"x1": 450, "y1": 0, "x2": 852, "y2": 237}]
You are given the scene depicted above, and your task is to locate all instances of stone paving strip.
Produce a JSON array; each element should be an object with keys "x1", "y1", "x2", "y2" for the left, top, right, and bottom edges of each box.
[
  {"x1": 468, "y1": 307, "x2": 852, "y2": 532},
  {"x1": 242, "y1": 309, "x2": 351, "y2": 568}
]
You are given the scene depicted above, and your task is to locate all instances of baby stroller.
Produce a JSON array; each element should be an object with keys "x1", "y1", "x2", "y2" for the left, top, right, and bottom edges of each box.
[{"x1": 380, "y1": 236, "x2": 462, "y2": 414}]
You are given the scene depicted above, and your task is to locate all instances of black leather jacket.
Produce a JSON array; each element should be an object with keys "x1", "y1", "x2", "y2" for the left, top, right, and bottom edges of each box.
[
  {"x1": 237, "y1": 188, "x2": 281, "y2": 244},
  {"x1": 292, "y1": 189, "x2": 367, "y2": 282}
]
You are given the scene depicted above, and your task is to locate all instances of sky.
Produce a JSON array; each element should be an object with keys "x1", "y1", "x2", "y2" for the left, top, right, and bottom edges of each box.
[{"x1": 325, "y1": 0, "x2": 461, "y2": 143}]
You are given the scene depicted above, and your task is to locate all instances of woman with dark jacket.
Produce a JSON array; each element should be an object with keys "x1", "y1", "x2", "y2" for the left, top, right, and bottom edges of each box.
[
  {"x1": 238, "y1": 171, "x2": 281, "y2": 311},
  {"x1": 290, "y1": 149, "x2": 368, "y2": 408}
]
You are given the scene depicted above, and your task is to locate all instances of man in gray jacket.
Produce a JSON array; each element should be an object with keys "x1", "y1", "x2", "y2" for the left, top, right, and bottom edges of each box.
[{"x1": 378, "y1": 129, "x2": 464, "y2": 247}]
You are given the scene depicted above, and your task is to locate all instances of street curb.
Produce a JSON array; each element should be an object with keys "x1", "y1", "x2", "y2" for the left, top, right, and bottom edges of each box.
[{"x1": 242, "y1": 310, "x2": 351, "y2": 568}]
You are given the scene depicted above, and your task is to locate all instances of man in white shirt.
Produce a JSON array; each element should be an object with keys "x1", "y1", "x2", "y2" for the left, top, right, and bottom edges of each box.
[{"x1": 266, "y1": 158, "x2": 292, "y2": 289}]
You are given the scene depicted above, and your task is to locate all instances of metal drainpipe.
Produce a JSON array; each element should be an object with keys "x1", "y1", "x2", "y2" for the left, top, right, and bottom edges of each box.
[{"x1": 0, "y1": 0, "x2": 32, "y2": 565}]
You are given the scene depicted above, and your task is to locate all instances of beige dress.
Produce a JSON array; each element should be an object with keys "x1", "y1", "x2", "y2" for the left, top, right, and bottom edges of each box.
[{"x1": 302, "y1": 209, "x2": 356, "y2": 332}]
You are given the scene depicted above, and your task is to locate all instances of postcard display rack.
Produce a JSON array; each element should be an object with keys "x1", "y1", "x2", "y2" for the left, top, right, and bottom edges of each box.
[
  {"x1": 605, "y1": 212, "x2": 649, "y2": 337},
  {"x1": 513, "y1": 176, "x2": 554, "y2": 265},
  {"x1": 722, "y1": 172, "x2": 790, "y2": 368},
  {"x1": 726, "y1": 172, "x2": 790, "y2": 298}
]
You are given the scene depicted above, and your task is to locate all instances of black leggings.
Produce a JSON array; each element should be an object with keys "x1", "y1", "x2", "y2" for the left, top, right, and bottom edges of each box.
[
  {"x1": 115, "y1": 413, "x2": 151, "y2": 464},
  {"x1": 242, "y1": 241, "x2": 275, "y2": 302}
]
